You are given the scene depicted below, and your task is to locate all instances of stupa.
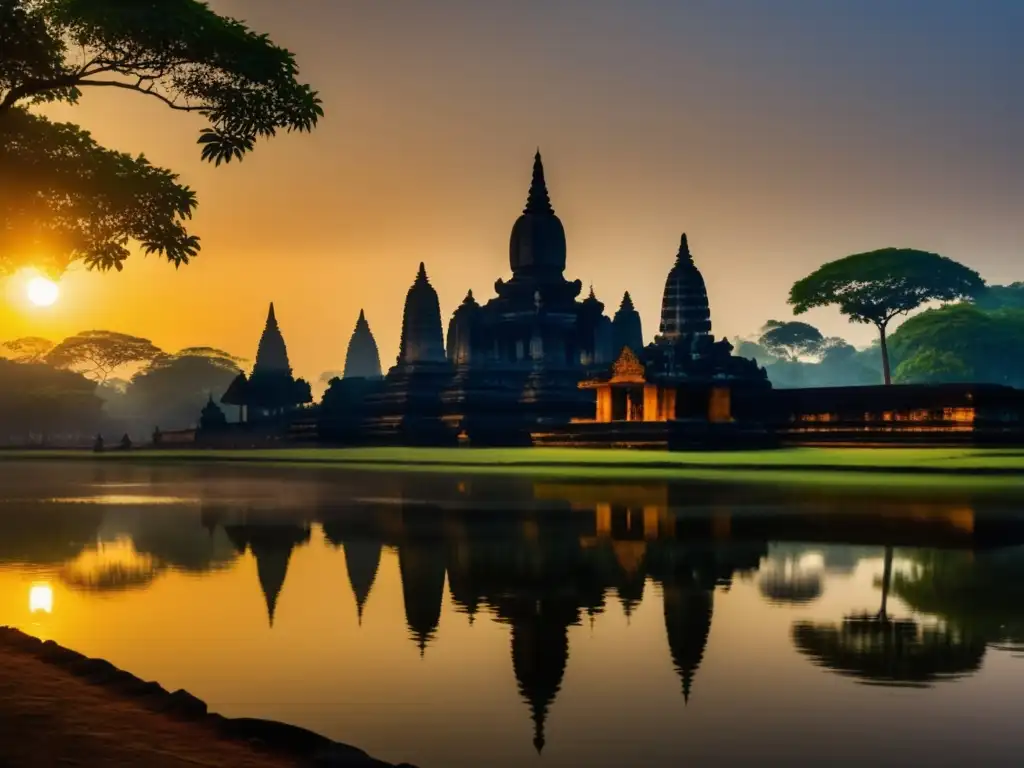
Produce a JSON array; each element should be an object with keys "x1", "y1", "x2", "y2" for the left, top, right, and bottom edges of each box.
[{"x1": 343, "y1": 309, "x2": 382, "y2": 379}]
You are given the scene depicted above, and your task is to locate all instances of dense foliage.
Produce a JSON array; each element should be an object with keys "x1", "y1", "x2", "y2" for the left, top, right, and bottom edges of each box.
[
  {"x1": 0, "y1": 0, "x2": 321, "y2": 273},
  {"x1": 889, "y1": 304, "x2": 1024, "y2": 387},
  {"x1": 789, "y1": 249, "x2": 985, "y2": 384},
  {"x1": 46, "y1": 329, "x2": 163, "y2": 382},
  {"x1": 0, "y1": 357, "x2": 102, "y2": 442},
  {"x1": 118, "y1": 349, "x2": 242, "y2": 431}
]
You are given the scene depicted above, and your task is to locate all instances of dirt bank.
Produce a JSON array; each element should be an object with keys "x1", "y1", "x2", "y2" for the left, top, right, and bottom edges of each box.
[{"x1": 0, "y1": 627, "x2": 413, "y2": 768}]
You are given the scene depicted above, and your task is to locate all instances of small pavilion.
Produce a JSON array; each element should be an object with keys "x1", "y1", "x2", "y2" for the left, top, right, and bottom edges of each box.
[{"x1": 578, "y1": 347, "x2": 733, "y2": 424}]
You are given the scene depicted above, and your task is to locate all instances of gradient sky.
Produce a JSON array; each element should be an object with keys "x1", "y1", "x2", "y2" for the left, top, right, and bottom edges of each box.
[{"x1": 2, "y1": 0, "x2": 1022, "y2": 382}]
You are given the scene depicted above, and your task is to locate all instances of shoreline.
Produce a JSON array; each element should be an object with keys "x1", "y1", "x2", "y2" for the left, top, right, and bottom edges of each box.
[{"x1": 0, "y1": 627, "x2": 413, "y2": 768}]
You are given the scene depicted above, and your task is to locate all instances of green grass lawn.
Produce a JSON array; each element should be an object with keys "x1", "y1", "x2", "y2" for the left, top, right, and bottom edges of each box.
[
  {"x1": 2, "y1": 446, "x2": 1024, "y2": 492},
  {"x1": 2, "y1": 445, "x2": 1023, "y2": 473}
]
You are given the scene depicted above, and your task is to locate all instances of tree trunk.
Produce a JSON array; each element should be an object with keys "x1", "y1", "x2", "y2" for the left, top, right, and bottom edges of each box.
[
  {"x1": 878, "y1": 545, "x2": 893, "y2": 620},
  {"x1": 878, "y1": 324, "x2": 892, "y2": 385}
]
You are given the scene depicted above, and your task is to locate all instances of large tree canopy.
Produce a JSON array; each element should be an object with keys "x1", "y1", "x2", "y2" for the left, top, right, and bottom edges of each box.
[
  {"x1": 758, "y1": 320, "x2": 825, "y2": 362},
  {"x1": 889, "y1": 304, "x2": 1024, "y2": 387},
  {"x1": 789, "y1": 249, "x2": 985, "y2": 384},
  {"x1": 0, "y1": 357, "x2": 102, "y2": 442},
  {"x1": 47, "y1": 329, "x2": 163, "y2": 383},
  {"x1": 1, "y1": 335, "x2": 53, "y2": 362},
  {"x1": 122, "y1": 349, "x2": 242, "y2": 430},
  {"x1": 0, "y1": 0, "x2": 322, "y2": 273}
]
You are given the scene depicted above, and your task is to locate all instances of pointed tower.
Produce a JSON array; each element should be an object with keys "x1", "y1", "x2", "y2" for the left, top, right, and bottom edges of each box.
[
  {"x1": 253, "y1": 302, "x2": 292, "y2": 376},
  {"x1": 246, "y1": 525, "x2": 311, "y2": 628},
  {"x1": 658, "y1": 234, "x2": 711, "y2": 343},
  {"x1": 343, "y1": 310, "x2": 382, "y2": 379},
  {"x1": 446, "y1": 290, "x2": 481, "y2": 366},
  {"x1": 343, "y1": 539, "x2": 382, "y2": 625},
  {"x1": 398, "y1": 263, "x2": 447, "y2": 365},
  {"x1": 511, "y1": 608, "x2": 569, "y2": 754},
  {"x1": 612, "y1": 291, "x2": 644, "y2": 355},
  {"x1": 662, "y1": 582, "x2": 713, "y2": 704},
  {"x1": 509, "y1": 150, "x2": 567, "y2": 277},
  {"x1": 398, "y1": 539, "x2": 447, "y2": 655}
]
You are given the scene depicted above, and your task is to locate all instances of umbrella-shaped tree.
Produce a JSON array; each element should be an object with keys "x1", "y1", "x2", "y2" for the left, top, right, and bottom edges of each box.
[
  {"x1": 791, "y1": 546, "x2": 986, "y2": 687},
  {"x1": 789, "y1": 249, "x2": 984, "y2": 384}
]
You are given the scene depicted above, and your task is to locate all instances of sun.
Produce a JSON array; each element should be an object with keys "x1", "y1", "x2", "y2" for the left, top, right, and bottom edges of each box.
[{"x1": 27, "y1": 276, "x2": 59, "y2": 307}]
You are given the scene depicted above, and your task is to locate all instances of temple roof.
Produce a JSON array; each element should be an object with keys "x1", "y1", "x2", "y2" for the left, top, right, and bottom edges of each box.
[
  {"x1": 659, "y1": 233, "x2": 712, "y2": 342},
  {"x1": 524, "y1": 149, "x2": 554, "y2": 215},
  {"x1": 343, "y1": 309, "x2": 382, "y2": 379},
  {"x1": 509, "y1": 150, "x2": 567, "y2": 277},
  {"x1": 253, "y1": 302, "x2": 292, "y2": 376},
  {"x1": 663, "y1": 584, "x2": 713, "y2": 704},
  {"x1": 613, "y1": 291, "x2": 644, "y2": 355},
  {"x1": 398, "y1": 263, "x2": 446, "y2": 365}
]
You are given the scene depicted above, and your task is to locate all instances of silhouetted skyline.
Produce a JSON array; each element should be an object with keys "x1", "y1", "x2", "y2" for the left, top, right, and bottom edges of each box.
[{"x1": 4, "y1": 1, "x2": 1021, "y2": 382}]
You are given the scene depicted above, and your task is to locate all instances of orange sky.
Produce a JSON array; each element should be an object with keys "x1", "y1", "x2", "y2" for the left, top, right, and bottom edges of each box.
[{"x1": 2, "y1": 0, "x2": 1021, "y2": 383}]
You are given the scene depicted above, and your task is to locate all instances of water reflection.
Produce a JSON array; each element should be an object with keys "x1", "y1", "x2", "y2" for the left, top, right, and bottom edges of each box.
[{"x1": 2, "y1": 462, "x2": 1024, "y2": 766}]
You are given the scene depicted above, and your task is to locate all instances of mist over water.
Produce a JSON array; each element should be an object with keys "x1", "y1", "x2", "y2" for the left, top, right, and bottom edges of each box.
[{"x1": 2, "y1": 461, "x2": 1023, "y2": 767}]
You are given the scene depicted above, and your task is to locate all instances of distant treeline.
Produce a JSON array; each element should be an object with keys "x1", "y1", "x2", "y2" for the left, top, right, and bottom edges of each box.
[
  {"x1": 0, "y1": 332, "x2": 243, "y2": 445},
  {"x1": 736, "y1": 282, "x2": 1024, "y2": 389}
]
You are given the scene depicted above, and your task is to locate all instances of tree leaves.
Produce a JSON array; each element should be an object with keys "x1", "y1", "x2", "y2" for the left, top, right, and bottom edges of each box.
[
  {"x1": 0, "y1": 108, "x2": 199, "y2": 273},
  {"x1": 758, "y1": 320, "x2": 825, "y2": 362},
  {"x1": 789, "y1": 248, "x2": 986, "y2": 384},
  {"x1": 0, "y1": 0, "x2": 322, "y2": 273},
  {"x1": 46, "y1": 330, "x2": 164, "y2": 383},
  {"x1": 789, "y1": 249, "x2": 985, "y2": 328}
]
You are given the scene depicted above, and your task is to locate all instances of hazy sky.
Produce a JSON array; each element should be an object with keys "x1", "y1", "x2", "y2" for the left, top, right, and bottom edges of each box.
[{"x1": 3, "y1": 0, "x2": 1022, "y2": 381}]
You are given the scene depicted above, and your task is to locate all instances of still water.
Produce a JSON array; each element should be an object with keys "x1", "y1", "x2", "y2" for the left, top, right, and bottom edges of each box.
[{"x1": 2, "y1": 461, "x2": 1024, "y2": 767}]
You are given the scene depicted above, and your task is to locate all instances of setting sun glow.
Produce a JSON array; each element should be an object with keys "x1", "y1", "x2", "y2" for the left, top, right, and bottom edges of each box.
[
  {"x1": 29, "y1": 583, "x2": 54, "y2": 614},
  {"x1": 26, "y1": 276, "x2": 60, "y2": 307}
]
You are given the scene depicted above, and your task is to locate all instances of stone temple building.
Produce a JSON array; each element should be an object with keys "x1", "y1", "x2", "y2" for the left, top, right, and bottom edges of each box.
[
  {"x1": 574, "y1": 234, "x2": 772, "y2": 446},
  {"x1": 355, "y1": 151, "x2": 622, "y2": 444},
  {"x1": 326, "y1": 151, "x2": 770, "y2": 446}
]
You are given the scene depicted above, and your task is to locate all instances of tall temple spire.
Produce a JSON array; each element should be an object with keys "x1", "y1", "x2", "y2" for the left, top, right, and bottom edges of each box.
[
  {"x1": 613, "y1": 290, "x2": 644, "y2": 354},
  {"x1": 399, "y1": 263, "x2": 446, "y2": 365},
  {"x1": 253, "y1": 301, "x2": 292, "y2": 375},
  {"x1": 677, "y1": 233, "x2": 693, "y2": 264},
  {"x1": 509, "y1": 149, "x2": 567, "y2": 275},
  {"x1": 343, "y1": 309, "x2": 382, "y2": 379},
  {"x1": 659, "y1": 232, "x2": 711, "y2": 342},
  {"x1": 524, "y1": 149, "x2": 554, "y2": 215}
]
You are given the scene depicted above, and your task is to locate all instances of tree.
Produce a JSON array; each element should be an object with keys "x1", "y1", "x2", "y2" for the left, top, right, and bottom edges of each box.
[
  {"x1": 888, "y1": 304, "x2": 1024, "y2": 386},
  {"x1": 122, "y1": 350, "x2": 242, "y2": 431},
  {"x1": 0, "y1": 357, "x2": 102, "y2": 443},
  {"x1": 0, "y1": 0, "x2": 322, "y2": 274},
  {"x1": 974, "y1": 283, "x2": 1024, "y2": 311},
  {"x1": 46, "y1": 330, "x2": 163, "y2": 383},
  {"x1": 1, "y1": 336, "x2": 53, "y2": 362},
  {"x1": 758, "y1": 320, "x2": 825, "y2": 362},
  {"x1": 789, "y1": 249, "x2": 985, "y2": 384}
]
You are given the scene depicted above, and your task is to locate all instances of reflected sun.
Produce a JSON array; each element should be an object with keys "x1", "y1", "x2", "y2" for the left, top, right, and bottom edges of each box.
[
  {"x1": 27, "y1": 276, "x2": 60, "y2": 307},
  {"x1": 29, "y1": 583, "x2": 54, "y2": 614}
]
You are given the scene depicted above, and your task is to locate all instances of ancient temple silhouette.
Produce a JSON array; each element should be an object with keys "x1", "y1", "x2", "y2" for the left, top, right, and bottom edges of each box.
[
  {"x1": 343, "y1": 310, "x2": 382, "y2": 380},
  {"x1": 341, "y1": 151, "x2": 622, "y2": 446},
  {"x1": 509, "y1": 601, "x2": 572, "y2": 754},
  {"x1": 360, "y1": 264, "x2": 455, "y2": 444},
  {"x1": 612, "y1": 291, "x2": 644, "y2": 357},
  {"x1": 225, "y1": 523, "x2": 311, "y2": 627},
  {"x1": 254, "y1": 302, "x2": 292, "y2": 375},
  {"x1": 222, "y1": 303, "x2": 311, "y2": 420},
  {"x1": 662, "y1": 582, "x2": 713, "y2": 703},
  {"x1": 397, "y1": 535, "x2": 447, "y2": 655},
  {"x1": 322, "y1": 514, "x2": 384, "y2": 625},
  {"x1": 657, "y1": 234, "x2": 711, "y2": 343}
]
